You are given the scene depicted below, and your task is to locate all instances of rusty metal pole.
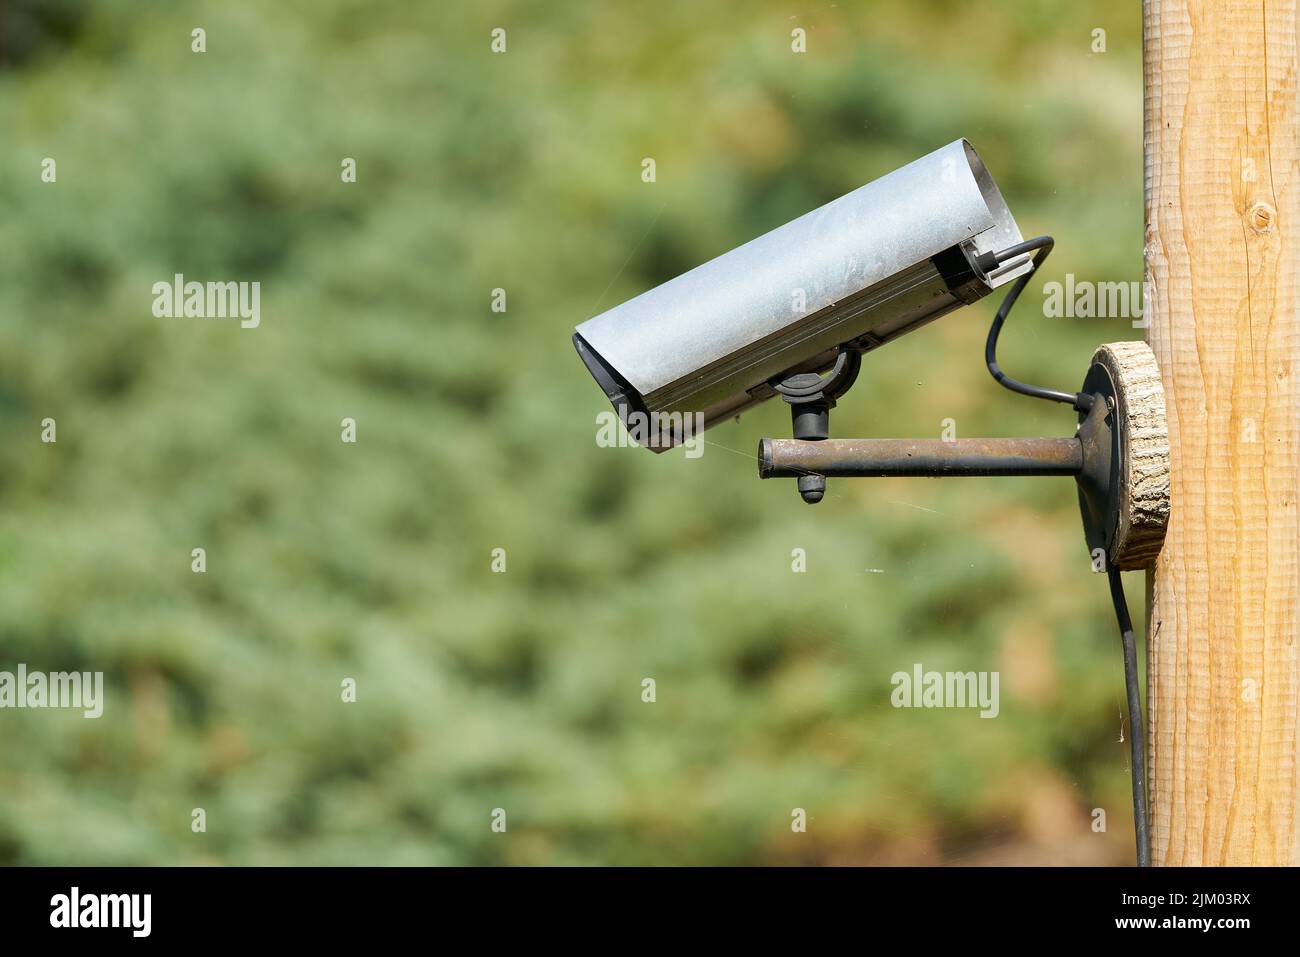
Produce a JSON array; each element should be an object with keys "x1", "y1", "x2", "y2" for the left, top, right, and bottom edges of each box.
[{"x1": 759, "y1": 437, "x2": 1084, "y2": 478}]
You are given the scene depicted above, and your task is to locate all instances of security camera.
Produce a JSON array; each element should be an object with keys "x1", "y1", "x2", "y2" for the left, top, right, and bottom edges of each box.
[
  {"x1": 573, "y1": 139, "x2": 1033, "y2": 451},
  {"x1": 572, "y1": 137, "x2": 1169, "y2": 870}
]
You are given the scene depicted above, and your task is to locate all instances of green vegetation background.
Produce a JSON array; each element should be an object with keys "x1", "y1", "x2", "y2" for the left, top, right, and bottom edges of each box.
[{"x1": 0, "y1": 0, "x2": 1146, "y2": 865}]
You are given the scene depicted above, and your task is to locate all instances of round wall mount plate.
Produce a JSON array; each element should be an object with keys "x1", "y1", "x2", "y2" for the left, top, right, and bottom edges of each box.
[{"x1": 1077, "y1": 341, "x2": 1171, "y2": 570}]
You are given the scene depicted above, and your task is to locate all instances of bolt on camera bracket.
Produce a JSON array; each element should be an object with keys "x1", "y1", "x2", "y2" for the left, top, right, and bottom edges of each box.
[
  {"x1": 772, "y1": 348, "x2": 862, "y2": 505},
  {"x1": 760, "y1": 341, "x2": 1171, "y2": 570}
]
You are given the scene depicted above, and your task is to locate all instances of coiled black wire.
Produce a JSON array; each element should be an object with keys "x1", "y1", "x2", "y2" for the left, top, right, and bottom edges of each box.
[{"x1": 984, "y1": 237, "x2": 1095, "y2": 413}]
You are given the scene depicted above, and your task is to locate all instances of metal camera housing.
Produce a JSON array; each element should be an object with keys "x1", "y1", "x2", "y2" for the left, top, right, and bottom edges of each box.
[{"x1": 573, "y1": 139, "x2": 1032, "y2": 450}]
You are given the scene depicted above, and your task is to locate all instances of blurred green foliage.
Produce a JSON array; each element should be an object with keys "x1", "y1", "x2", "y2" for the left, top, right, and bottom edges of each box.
[{"x1": 0, "y1": 0, "x2": 1147, "y2": 864}]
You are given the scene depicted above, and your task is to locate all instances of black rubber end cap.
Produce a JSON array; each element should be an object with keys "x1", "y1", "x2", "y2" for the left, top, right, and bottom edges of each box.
[{"x1": 797, "y1": 474, "x2": 825, "y2": 504}]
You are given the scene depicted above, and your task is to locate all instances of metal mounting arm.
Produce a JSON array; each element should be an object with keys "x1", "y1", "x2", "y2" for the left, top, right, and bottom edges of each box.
[
  {"x1": 757, "y1": 342, "x2": 1170, "y2": 573},
  {"x1": 756, "y1": 340, "x2": 1171, "y2": 871},
  {"x1": 759, "y1": 435, "x2": 1085, "y2": 478}
]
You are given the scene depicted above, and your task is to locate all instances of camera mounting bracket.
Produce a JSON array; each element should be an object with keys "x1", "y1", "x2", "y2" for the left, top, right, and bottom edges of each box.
[
  {"x1": 760, "y1": 341, "x2": 1170, "y2": 570},
  {"x1": 772, "y1": 348, "x2": 862, "y2": 504}
]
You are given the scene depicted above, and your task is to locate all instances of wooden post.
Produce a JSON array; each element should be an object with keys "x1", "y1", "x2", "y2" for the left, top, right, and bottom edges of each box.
[{"x1": 1144, "y1": 0, "x2": 1300, "y2": 865}]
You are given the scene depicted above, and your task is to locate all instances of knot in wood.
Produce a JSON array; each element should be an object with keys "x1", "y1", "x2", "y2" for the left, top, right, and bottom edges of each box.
[{"x1": 1248, "y1": 201, "x2": 1277, "y2": 233}]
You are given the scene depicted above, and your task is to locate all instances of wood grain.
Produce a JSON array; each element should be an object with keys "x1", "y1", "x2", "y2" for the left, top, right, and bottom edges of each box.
[
  {"x1": 1093, "y1": 341, "x2": 1170, "y2": 570},
  {"x1": 1144, "y1": 0, "x2": 1300, "y2": 865}
]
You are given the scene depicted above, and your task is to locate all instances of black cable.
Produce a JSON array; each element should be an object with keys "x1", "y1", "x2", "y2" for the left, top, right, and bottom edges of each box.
[
  {"x1": 1107, "y1": 566, "x2": 1151, "y2": 867},
  {"x1": 993, "y1": 237, "x2": 1055, "y2": 264},
  {"x1": 982, "y1": 235, "x2": 1151, "y2": 865},
  {"x1": 983, "y1": 236, "x2": 1095, "y2": 412}
]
